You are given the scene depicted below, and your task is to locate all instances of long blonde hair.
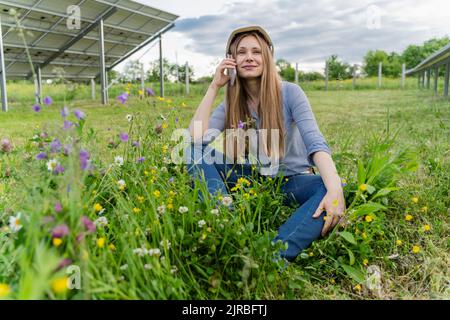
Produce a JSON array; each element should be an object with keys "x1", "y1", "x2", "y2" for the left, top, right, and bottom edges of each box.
[{"x1": 224, "y1": 31, "x2": 285, "y2": 163}]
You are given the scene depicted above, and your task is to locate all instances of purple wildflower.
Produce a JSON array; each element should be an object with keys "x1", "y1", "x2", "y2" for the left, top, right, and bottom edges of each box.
[
  {"x1": 117, "y1": 92, "x2": 129, "y2": 104},
  {"x1": 175, "y1": 117, "x2": 179, "y2": 123},
  {"x1": 63, "y1": 120, "x2": 73, "y2": 130},
  {"x1": 76, "y1": 233, "x2": 85, "y2": 242},
  {"x1": 145, "y1": 88, "x2": 155, "y2": 96},
  {"x1": 79, "y1": 150, "x2": 91, "y2": 171},
  {"x1": 74, "y1": 109, "x2": 85, "y2": 121},
  {"x1": 81, "y1": 216, "x2": 96, "y2": 233},
  {"x1": 136, "y1": 156, "x2": 145, "y2": 163},
  {"x1": 119, "y1": 132, "x2": 129, "y2": 143},
  {"x1": 43, "y1": 96, "x2": 53, "y2": 106},
  {"x1": 32, "y1": 104, "x2": 41, "y2": 112},
  {"x1": 54, "y1": 164, "x2": 65, "y2": 174},
  {"x1": 52, "y1": 224, "x2": 69, "y2": 238},
  {"x1": 36, "y1": 152, "x2": 48, "y2": 160},
  {"x1": 132, "y1": 140, "x2": 140, "y2": 148},
  {"x1": 63, "y1": 144, "x2": 72, "y2": 156},
  {"x1": 237, "y1": 120, "x2": 245, "y2": 129},
  {"x1": 50, "y1": 138, "x2": 62, "y2": 153},
  {"x1": 57, "y1": 258, "x2": 72, "y2": 270},
  {"x1": 61, "y1": 106, "x2": 69, "y2": 119},
  {"x1": 0, "y1": 139, "x2": 12, "y2": 153},
  {"x1": 168, "y1": 177, "x2": 174, "y2": 183},
  {"x1": 54, "y1": 201, "x2": 63, "y2": 213}
]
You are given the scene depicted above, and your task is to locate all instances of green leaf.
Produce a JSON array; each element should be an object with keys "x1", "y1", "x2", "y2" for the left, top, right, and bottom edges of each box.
[
  {"x1": 340, "y1": 231, "x2": 357, "y2": 245},
  {"x1": 341, "y1": 264, "x2": 365, "y2": 283},
  {"x1": 345, "y1": 247, "x2": 355, "y2": 265},
  {"x1": 357, "y1": 159, "x2": 366, "y2": 184},
  {"x1": 371, "y1": 187, "x2": 399, "y2": 200},
  {"x1": 366, "y1": 184, "x2": 376, "y2": 194},
  {"x1": 351, "y1": 202, "x2": 386, "y2": 218}
]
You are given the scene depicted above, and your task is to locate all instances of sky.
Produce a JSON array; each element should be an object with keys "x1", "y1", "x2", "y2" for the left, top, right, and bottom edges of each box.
[{"x1": 116, "y1": 0, "x2": 450, "y2": 79}]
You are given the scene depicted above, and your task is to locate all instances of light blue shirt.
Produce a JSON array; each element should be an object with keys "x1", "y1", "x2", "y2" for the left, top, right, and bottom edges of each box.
[{"x1": 206, "y1": 81, "x2": 331, "y2": 177}]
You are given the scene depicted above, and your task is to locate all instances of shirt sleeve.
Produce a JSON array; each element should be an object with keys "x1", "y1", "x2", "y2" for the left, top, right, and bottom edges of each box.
[
  {"x1": 287, "y1": 83, "x2": 331, "y2": 166},
  {"x1": 208, "y1": 101, "x2": 226, "y2": 132}
]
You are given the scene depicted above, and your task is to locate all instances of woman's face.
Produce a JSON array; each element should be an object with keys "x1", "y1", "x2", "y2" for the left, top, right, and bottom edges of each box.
[{"x1": 235, "y1": 35, "x2": 264, "y2": 79}]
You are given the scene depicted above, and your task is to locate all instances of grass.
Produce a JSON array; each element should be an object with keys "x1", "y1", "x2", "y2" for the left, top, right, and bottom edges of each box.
[{"x1": 0, "y1": 82, "x2": 449, "y2": 300}]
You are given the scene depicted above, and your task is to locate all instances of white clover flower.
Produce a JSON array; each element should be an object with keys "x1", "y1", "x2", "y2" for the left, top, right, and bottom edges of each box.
[
  {"x1": 94, "y1": 216, "x2": 108, "y2": 228},
  {"x1": 157, "y1": 204, "x2": 166, "y2": 215},
  {"x1": 117, "y1": 179, "x2": 126, "y2": 189},
  {"x1": 160, "y1": 239, "x2": 171, "y2": 249},
  {"x1": 144, "y1": 263, "x2": 152, "y2": 270},
  {"x1": 119, "y1": 264, "x2": 128, "y2": 270},
  {"x1": 126, "y1": 114, "x2": 133, "y2": 122},
  {"x1": 170, "y1": 266, "x2": 178, "y2": 274},
  {"x1": 133, "y1": 248, "x2": 147, "y2": 257},
  {"x1": 46, "y1": 159, "x2": 58, "y2": 172},
  {"x1": 210, "y1": 209, "x2": 219, "y2": 216},
  {"x1": 9, "y1": 212, "x2": 23, "y2": 233},
  {"x1": 221, "y1": 196, "x2": 233, "y2": 207},
  {"x1": 114, "y1": 156, "x2": 124, "y2": 166},
  {"x1": 198, "y1": 220, "x2": 206, "y2": 228},
  {"x1": 178, "y1": 206, "x2": 188, "y2": 214},
  {"x1": 148, "y1": 248, "x2": 161, "y2": 256}
]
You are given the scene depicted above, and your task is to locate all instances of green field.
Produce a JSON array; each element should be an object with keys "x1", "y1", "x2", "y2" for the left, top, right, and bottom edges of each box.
[{"x1": 0, "y1": 81, "x2": 449, "y2": 299}]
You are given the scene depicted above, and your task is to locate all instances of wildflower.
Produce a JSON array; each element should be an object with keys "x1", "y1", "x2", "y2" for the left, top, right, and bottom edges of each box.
[
  {"x1": 148, "y1": 248, "x2": 161, "y2": 256},
  {"x1": 94, "y1": 216, "x2": 108, "y2": 228},
  {"x1": 61, "y1": 106, "x2": 69, "y2": 119},
  {"x1": 63, "y1": 120, "x2": 73, "y2": 130},
  {"x1": 420, "y1": 206, "x2": 428, "y2": 213},
  {"x1": 211, "y1": 209, "x2": 219, "y2": 215},
  {"x1": 162, "y1": 145, "x2": 169, "y2": 154},
  {"x1": 51, "y1": 277, "x2": 68, "y2": 294},
  {"x1": 119, "y1": 264, "x2": 128, "y2": 270},
  {"x1": 117, "y1": 179, "x2": 126, "y2": 191},
  {"x1": 81, "y1": 216, "x2": 96, "y2": 233},
  {"x1": 132, "y1": 141, "x2": 140, "y2": 148},
  {"x1": 178, "y1": 206, "x2": 188, "y2": 214},
  {"x1": 363, "y1": 259, "x2": 369, "y2": 266},
  {"x1": 359, "y1": 184, "x2": 367, "y2": 192},
  {"x1": 126, "y1": 114, "x2": 133, "y2": 122},
  {"x1": 51, "y1": 224, "x2": 69, "y2": 238},
  {"x1": 138, "y1": 89, "x2": 143, "y2": 96},
  {"x1": 133, "y1": 208, "x2": 142, "y2": 214},
  {"x1": 54, "y1": 164, "x2": 65, "y2": 175},
  {"x1": 108, "y1": 243, "x2": 116, "y2": 251},
  {"x1": 54, "y1": 201, "x2": 63, "y2": 213},
  {"x1": 341, "y1": 178, "x2": 347, "y2": 187},
  {"x1": 167, "y1": 203, "x2": 173, "y2": 210},
  {"x1": 157, "y1": 205, "x2": 166, "y2": 215},
  {"x1": 73, "y1": 109, "x2": 85, "y2": 120},
  {"x1": 170, "y1": 266, "x2": 178, "y2": 274},
  {"x1": 354, "y1": 284, "x2": 362, "y2": 292},
  {"x1": 93, "y1": 203, "x2": 103, "y2": 213},
  {"x1": 1, "y1": 138, "x2": 13, "y2": 153},
  {"x1": 160, "y1": 239, "x2": 171, "y2": 249},
  {"x1": 133, "y1": 248, "x2": 147, "y2": 257},
  {"x1": 412, "y1": 245, "x2": 421, "y2": 254},
  {"x1": 8, "y1": 212, "x2": 22, "y2": 233},
  {"x1": 97, "y1": 237, "x2": 106, "y2": 248},
  {"x1": 56, "y1": 258, "x2": 72, "y2": 270},
  {"x1": 53, "y1": 238, "x2": 63, "y2": 247},
  {"x1": 46, "y1": 159, "x2": 58, "y2": 172},
  {"x1": 162, "y1": 122, "x2": 168, "y2": 129},
  {"x1": 114, "y1": 156, "x2": 124, "y2": 166},
  {"x1": 221, "y1": 196, "x2": 233, "y2": 207},
  {"x1": 0, "y1": 283, "x2": 10, "y2": 298},
  {"x1": 146, "y1": 88, "x2": 154, "y2": 96},
  {"x1": 137, "y1": 196, "x2": 145, "y2": 203},
  {"x1": 198, "y1": 220, "x2": 206, "y2": 228},
  {"x1": 422, "y1": 224, "x2": 431, "y2": 232},
  {"x1": 396, "y1": 240, "x2": 402, "y2": 246},
  {"x1": 43, "y1": 96, "x2": 53, "y2": 106},
  {"x1": 144, "y1": 264, "x2": 152, "y2": 270},
  {"x1": 35, "y1": 152, "x2": 48, "y2": 160},
  {"x1": 119, "y1": 132, "x2": 129, "y2": 143},
  {"x1": 405, "y1": 214, "x2": 413, "y2": 221},
  {"x1": 79, "y1": 150, "x2": 91, "y2": 171},
  {"x1": 153, "y1": 190, "x2": 161, "y2": 198},
  {"x1": 32, "y1": 104, "x2": 41, "y2": 112},
  {"x1": 117, "y1": 92, "x2": 129, "y2": 104},
  {"x1": 136, "y1": 156, "x2": 145, "y2": 163},
  {"x1": 412, "y1": 197, "x2": 419, "y2": 204},
  {"x1": 365, "y1": 215, "x2": 373, "y2": 223},
  {"x1": 237, "y1": 120, "x2": 244, "y2": 129}
]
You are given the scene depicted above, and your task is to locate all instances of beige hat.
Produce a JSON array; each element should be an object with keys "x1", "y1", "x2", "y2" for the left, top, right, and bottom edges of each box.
[{"x1": 226, "y1": 25, "x2": 274, "y2": 55}]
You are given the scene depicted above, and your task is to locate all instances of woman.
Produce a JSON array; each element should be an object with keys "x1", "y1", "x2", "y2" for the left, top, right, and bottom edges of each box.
[{"x1": 186, "y1": 25, "x2": 345, "y2": 262}]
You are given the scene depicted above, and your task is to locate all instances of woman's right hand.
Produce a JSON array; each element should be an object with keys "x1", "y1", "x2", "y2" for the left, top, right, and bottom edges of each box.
[{"x1": 211, "y1": 58, "x2": 237, "y2": 89}]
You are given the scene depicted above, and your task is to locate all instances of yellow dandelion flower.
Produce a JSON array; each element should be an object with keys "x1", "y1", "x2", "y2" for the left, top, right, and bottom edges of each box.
[
  {"x1": 97, "y1": 237, "x2": 105, "y2": 248},
  {"x1": 52, "y1": 238, "x2": 63, "y2": 247},
  {"x1": 169, "y1": 191, "x2": 176, "y2": 197},
  {"x1": 133, "y1": 207, "x2": 142, "y2": 214},
  {"x1": 0, "y1": 283, "x2": 11, "y2": 298},
  {"x1": 167, "y1": 203, "x2": 173, "y2": 210},
  {"x1": 420, "y1": 206, "x2": 428, "y2": 213},
  {"x1": 359, "y1": 184, "x2": 367, "y2": 191},
  {"x1": 354, "y1": 284, "x2": 362, "y2": 292},
  {"x1": 396, "y1": 239, "x2": 403, "y2": 246},
  {"x1": 363, "y1": 259, "x2": 369, "y2": 266},
  {"x1": 162, "y1": 145, "x2": 169, "y2": 154},
  {"x1": 51, "y1": 277, "x2": 68, "y2": 294},
  {"x1": 144, "y1": 170, "x2": 149, "y2": 176},
  {"x1": 423, "y1": 224, "x2": 431, "y2": 232},
  {"x1": 243, "y1": 193, "x2": 250, "y2": 200},
  {"x1": 94, "y1": 203, "x2": 103, "y2": 212},
  {"x1": 153, "y1": 190, "x2": 161, "y2": 198},
  {"x1": 308, "y1": 252, "x2": 314, "y2": 257},
  {"x1": 405, "y1": 214, "x2": 413, "y2": 221},
  {"x1": 412, "y1": 245, "x2": 421, "y2": 254},
  {"x1": 162, "y1": 122, "x2": 168, "y2": 129},
  {"x1": 330, "y1": 278, "x2": 336, "y2": 284},
  {"x1": 108, "y1": 243, "x2": 116, "y2": 251},
  {"x1": 365, "y1": 215, "x2": 373, "y2": 222},
  {"x1": 138, "y1": 89, "x2": 143, "y2": 96},
  {"x1": 137, "y1": 196, "x2": 145, "y2": 203},
  {"x1": 412, "y1": 197, "x2": 419, "y2": 204}
]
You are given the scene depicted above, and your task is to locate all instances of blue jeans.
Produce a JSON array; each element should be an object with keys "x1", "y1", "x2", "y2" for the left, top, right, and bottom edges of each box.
[{"x1": 185, "y1": 144, "x2": 326, "y2": 261}]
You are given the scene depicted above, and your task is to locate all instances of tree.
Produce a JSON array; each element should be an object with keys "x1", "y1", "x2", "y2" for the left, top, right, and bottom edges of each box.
[
  {"x1": 145, "y1": 59, "x2": 195, "y2": 83},
  {"x1": 363, "y1": 50, "x2": 388, "y2": 77},
  {"x1": 276, "y1": 58, "x2": 295, "y2": 81},
  {"x1": 122, "y1": 60, "x2": 143, "y2": 82},
  {"x1": 326, "y1": 55, "x2": 352, "y2": 80},
  {"x1": 401, "y1": 36, "x2": 450, "y2": 70}
]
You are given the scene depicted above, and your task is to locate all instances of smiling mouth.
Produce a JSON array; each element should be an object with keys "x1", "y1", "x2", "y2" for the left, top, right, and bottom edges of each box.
[{"x1": 243, "y1": 66, "x2": 256, "y2": 70}]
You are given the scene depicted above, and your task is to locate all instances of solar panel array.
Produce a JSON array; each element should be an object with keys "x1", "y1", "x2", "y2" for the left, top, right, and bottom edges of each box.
[{"x1": 0, "y1": 0, "x2": 178, "y2": 80}]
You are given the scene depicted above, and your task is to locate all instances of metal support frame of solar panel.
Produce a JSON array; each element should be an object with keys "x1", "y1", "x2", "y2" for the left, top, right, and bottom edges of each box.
[{"x1": 0, "y1": 0, "x2": 178, "y2": 111}]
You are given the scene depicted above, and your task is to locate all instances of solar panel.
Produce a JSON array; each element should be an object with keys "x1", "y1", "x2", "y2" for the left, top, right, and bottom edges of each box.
[{"x1": 0, "y1": 0, "x2": 178, "y2": 79}]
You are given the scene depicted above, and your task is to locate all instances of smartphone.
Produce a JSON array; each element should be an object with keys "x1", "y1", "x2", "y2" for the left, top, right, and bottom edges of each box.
[{"x1": 226, "y1": 54, "x2": 236, "y2": 86}]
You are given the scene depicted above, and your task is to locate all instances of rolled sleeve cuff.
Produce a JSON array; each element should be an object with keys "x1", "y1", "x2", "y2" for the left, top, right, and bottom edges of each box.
[{"x1": 307, "y1": 142, "x2": 332, "y2": 166}]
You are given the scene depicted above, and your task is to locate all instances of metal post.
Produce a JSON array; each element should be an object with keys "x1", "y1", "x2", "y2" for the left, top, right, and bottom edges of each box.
[
  {"x1": 433, "y1": 66, "x2": 438, "y2": 95},
  {"x1": 444, "y1": 62, "x2": 449, "y2": 97},
  {"x1": 91, "y1": 78, "x2": 96, "y2": 100},
  {"x1": 294, "y1": 63, "x2": 299, "y2": 85},
  {"x1": 425, "y1": 69, "x2": 430, "y2": 89},
  {"x1": 159, "y1": 34, "x2": 164, "y2": 98},
  {"x1": 401, "y1": 63, "x2": 405, "y2": 88},
  {"x1": 418, "y1": 73, "x2": 421, "y2": 88},
  {"x1": 325, "y1": 61, "x2": 328, "y2": 91},
  {"x1": 422, "y1": 71, "x2": 425, "y2": 88},
  {"x1": 352, "y1": 64, "x2": 357, "y2": 89},
  {"x1": 185, "y1": 61, "x2": 190, "y2": 95},
  {"x1": 37, "y1": 66, "x2": 42, "y2": 104},
  {"x1": 378, "y1": 62, "x2": 382, "y2": 88},
  {"x1": 105, "y1": 71, "x2": 109, "y2": 101},
  {"x1": 99, "y1": 19, "x2": 107, "y2": 104},
  {"x1": 141, "y1": 63, "x2": 145, "y2": 98},
  {"x1": 0, "y1": 16, "x2": 7, "y2": 112}
]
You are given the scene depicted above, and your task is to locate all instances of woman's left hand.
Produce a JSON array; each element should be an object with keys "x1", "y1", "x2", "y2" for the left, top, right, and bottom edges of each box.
[{"x1": 312, "y1": 188, "x2": 346, "y2": 236}]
